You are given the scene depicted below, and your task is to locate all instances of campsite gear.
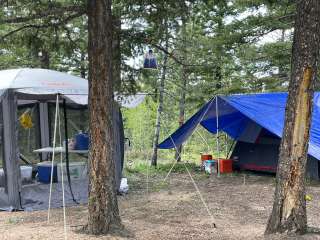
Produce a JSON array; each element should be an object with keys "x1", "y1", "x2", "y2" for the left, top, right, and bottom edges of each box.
[
  {"x1": 119, "y1": 178, "x2": 129, "y2": 194},
  {"x1": 143, "y1": 49, "x2": 157, "y2": 69},
  {"x1": 20, "y1": 112, "x2": 33, "y2": 129},
  {"x1": 305, "y1": 195, "x2": 312, "y2": 201},
  {"x1": 201, "y1": 154, "x2": 212, "y2": 170},
  {"x1": 68, "y1": 138, "x2": 76, "y2": 150},
  {"x1": 217, "y1": 159, "x2": 233, "y2": 173},
  {"x1": 37, "y1": 162, "x2": 57, "y2": 183},
  {"x1": 204, "y1": 160, "x2": 215, "y2": 174},
  {"x1": 0, "y1": 68, "x2": 140, "y2": 211},
  {"x1": 63, "y1": 139, "x2": 75, "y2": 150},
  {"x1": 20, "y1": 166, "x2": 33, "y2": 183},
  {"x1": 0, "y1": 166, "x2": 33, "y2": 187},
  {"x1": 158, "y1": 93, "x2": 320, "y2": 180},
  {"x1": 57, "y1": 162, "x2": 87, "y2": 182},
  {"x1": 201, "y1": 154, "x2": 213, "y2": 161},
  {"x1": 74, "y1": 132, "x2": 89, "y2": 150}
]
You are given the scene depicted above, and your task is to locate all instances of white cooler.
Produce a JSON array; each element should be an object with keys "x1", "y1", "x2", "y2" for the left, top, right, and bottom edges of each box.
[
  {"x1": 0, "y1": 166, "x2": 33, "y2": 187},
  {"x1": 57, "y1": 162, "x2": 87, "y2": 182},
  {"x1": 20, "y1": 165, "x2": 33, "y2": 183}
]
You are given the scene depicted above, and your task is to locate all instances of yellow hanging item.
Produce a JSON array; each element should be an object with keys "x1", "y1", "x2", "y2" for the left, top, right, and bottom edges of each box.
[
  {"x1": 305, "y1": 194, "x2": 312, "y2": 201},
  {"x1": 20, "y1": 112, "x2": 33, "y2": 129}
]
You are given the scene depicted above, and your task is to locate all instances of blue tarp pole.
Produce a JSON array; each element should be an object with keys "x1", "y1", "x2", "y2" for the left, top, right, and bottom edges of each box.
[{"x1": 216, "y1": 96, "x2": 220, "y2": 177}]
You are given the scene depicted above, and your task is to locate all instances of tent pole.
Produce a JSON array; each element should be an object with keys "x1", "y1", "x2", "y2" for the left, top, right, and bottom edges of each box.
[
  {"x1": 215, "y1": 96, "x2": 220, "y2": 177},
  {"x1": 225, "y1": 134, "x2": 228, "y2": 158},
  {"x1": 39, "y1": 102, "x2": 50, "y2": 161},
  {"x1": 48, "y1": 94, "x2": 60, "y2": 222},
  {"x1": 63, "y1": 99, "x2": 77, "y2": 203}
]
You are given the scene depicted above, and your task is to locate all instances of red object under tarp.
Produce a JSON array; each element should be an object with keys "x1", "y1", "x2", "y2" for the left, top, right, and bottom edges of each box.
[
  {"x1": 217, "y1": 159, "x2": 233, "y2": 173},
  {"x1": 201, "y1": 154, "x2": 213, "y2": 161},
  {"x1": 241, "y1": 163, "x2": 276, "y2": 172}
]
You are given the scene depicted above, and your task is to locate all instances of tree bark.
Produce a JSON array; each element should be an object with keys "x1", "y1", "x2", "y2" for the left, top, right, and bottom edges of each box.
[
  {"x1": 175, "y1": 65, "x2": 188, "y2": 162},
  {"x1": 86, "y1": 0, "x2": 121, "y2": 234},
  {"x1": 40, "y1": 49, "x2": 50, "y2": 69},
  {"x1": 175, "y1": 15, "x2": 188, "y2": 162},
  {"x1": 265, "y1": 0, "x2": 320, "y2": 235},
  {"x1": 79, "y1": 52, "x2": 87, "y2": 132},
  {"x1": 112, "y1": 15, "x2": 121, "y2": 92},
  {"x1": 2, "y1": 90, "x2": 21, "y2": 210},
  {"x1": 151, "y1": 54, "x2": 168, "y2": 167},
  {"x1": 151, "y1": 38, "x2": 169, "y2": 167},
  {"x1": 80, "y1": 51, "x2": 86, "y2": 79}
]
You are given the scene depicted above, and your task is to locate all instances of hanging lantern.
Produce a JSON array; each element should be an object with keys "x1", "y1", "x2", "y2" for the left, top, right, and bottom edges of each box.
[
  {"x1": 20, "y1": 112, "x2": 33, "y2": 129},
  {"x1": 143, "y1": 49, "x2": 157, "y2": 69}
]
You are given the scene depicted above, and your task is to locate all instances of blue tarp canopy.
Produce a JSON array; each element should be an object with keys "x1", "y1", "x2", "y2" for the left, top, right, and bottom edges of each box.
[{"x1": 158, "y1": 92, "x2": 320, "y2": 161}]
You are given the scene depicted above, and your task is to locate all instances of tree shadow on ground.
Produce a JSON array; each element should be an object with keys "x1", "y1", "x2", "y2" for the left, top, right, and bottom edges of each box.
[
  {"x1": 307, "y1": 226, "x2": 320, "y2": 235},
  {"x1": 264, "y1": 227, "x2": 320, "y2": 240},
  {"x1": 74, "y1": 223, "x2": 135, "y2": 239}
]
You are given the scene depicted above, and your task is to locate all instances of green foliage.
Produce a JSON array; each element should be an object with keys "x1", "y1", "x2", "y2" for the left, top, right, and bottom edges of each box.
[
  {"x1": 0, "y1": 0, "x2": 306, "y2": 166},
  {"x1": 125, "y1": 161, "x2": 200, "y2": 176}
]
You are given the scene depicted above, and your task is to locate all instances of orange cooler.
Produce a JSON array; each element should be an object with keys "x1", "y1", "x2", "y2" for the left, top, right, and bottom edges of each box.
[{"x1": 218, "y1": 159, "x2": 233, "y2": 173}]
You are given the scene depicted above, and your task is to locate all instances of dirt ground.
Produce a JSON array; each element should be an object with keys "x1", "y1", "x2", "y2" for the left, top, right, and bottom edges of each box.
[{"x1": 1, "y1": 170, "x2": 320, "y2": 240}]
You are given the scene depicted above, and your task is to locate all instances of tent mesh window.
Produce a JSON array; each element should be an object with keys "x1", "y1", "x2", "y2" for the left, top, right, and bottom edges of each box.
[
  {"x1": 18, "y1": 104, "x2": 41, "y2": 165},
  {"x1": 48, "y1": 103, "x2": 88, "y2": 163},
  {"x1": 0, "y1": 104, "x2": 4, "y2": 188}
]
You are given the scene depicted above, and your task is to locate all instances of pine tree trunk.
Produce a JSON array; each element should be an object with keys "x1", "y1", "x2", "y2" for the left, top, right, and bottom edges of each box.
[
  {"x1": 151, "y1": 39, "x2": 169, "y2": 167},
  {"x1": 265, "y1": 0, "x2": 320, "y2": 235},
  {"x1": 175, "y1": 16, "x2": 188, "y2": 162},
  {"x1": 40, "y1": 49, "x2": 50, "y2": 69},
  {"x1": 112, "y1": 15, "x2": 121, "y2": 92},
  {"x1": 79, "y1": 52, "x2": 86, "y2": 131},
  {"x1": 175, "y1": 65, "x2": 187, "y2": 162},
  {"x1": 80, "y1": 51, "x2": 86, "y2": 79},
  {"x1": 86, "y1": 0, "x2": 121, "y2": 234}
]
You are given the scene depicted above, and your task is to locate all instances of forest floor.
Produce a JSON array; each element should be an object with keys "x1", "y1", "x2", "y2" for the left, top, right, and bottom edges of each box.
[{"x1": 1, "y1": 163, "x2": 320, "y2": 240}]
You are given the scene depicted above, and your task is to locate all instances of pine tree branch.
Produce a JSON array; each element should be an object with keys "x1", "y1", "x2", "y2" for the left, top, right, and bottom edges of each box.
[
  {"x1": 0, "y1": 11, "x2": 85, "y2": 41},
  {"x1": 1, "y1": 5, "x2": 86, "y2": 24}
]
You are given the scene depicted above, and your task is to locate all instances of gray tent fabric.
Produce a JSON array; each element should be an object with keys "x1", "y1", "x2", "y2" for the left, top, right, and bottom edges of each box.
[
  {"x1": 0, "y1": 68, "x2": 136, "y2": 211},
  {"x1": 0, "y1": 179, "x2": 89, "y2": 211},
  {"x1": 113, "y1": 103, "x2": 124, "y2": 191},
  {"x1": 0, "y1": 90, "x2": 6, "y2": 102}
]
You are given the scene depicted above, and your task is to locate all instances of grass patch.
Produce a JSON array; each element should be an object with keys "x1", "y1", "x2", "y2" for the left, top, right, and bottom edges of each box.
[
  {"x1": 152, "y1": 181, "x2": 170, "y2": 192},
  {"x1": 6, "y1": 217, "x2": 22, "y2": 224},
  {"x1": 124, "y1": 162, "x2": 200, "y2": 176}
]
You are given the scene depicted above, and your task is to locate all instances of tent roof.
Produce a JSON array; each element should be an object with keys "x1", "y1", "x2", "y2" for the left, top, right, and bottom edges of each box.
[
  {"x1": 0, "y1": 68, "x2": 87, "y2": 95},
  {"x1": 0, "y1": 68, "x2": 146, "y2": 107},
  {"x1": 158, "y1": 92, "x2": 320, "y2": 161}
]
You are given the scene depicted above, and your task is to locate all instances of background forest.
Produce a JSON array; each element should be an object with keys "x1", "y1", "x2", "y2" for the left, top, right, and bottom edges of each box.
[{"x1": 0, "y1": 0, "x2": 301, "y2": 165}]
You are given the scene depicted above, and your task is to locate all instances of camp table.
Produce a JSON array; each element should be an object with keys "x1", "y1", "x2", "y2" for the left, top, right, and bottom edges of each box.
[{"x1": 33, "y1": 147, "x2": 88, "y2": 154}]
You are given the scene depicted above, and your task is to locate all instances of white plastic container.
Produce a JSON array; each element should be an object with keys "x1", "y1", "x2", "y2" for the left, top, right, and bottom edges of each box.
[
  {"x1": 57, "y1": 162, "x2": 87, "y2": 182},
  {"x1": 20, "y1": 166, "x2": 33, "y2": 183},
  {"x1": 119, "y1": 178, "x2": 129, "y2": 193},
  {"x1": 0, "y1": 168, "x2": 4, "y2": 187},
  {"x1": 0, "y1": 166, "x2": 33, "y2": 186}
]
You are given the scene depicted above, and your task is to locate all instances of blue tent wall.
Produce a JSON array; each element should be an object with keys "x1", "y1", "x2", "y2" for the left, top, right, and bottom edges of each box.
[{"x1": 158, "y1": 92, "x2": 320, "y2": 163}]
